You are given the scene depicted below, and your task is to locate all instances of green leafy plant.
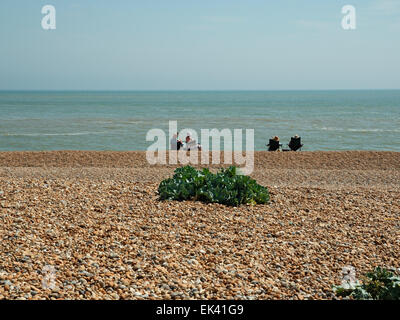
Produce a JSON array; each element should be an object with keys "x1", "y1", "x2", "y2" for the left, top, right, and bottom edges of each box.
[
  {"x1": 158, "y1": 165, "x2": 269, "y2": 207},
  {"x1": 333, "y1": 267, "x2": 400, "y2": 300}
]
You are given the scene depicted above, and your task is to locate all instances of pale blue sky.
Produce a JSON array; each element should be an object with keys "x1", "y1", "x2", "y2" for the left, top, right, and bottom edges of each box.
[{"x1": 1, "y1": 0, "x2": 399, "y2": 90}]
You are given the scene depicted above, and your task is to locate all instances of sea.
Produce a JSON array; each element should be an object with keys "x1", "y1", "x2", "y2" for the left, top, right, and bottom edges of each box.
[{"x1": 1, "y1": 90, "x2": 399, "y2": 151}]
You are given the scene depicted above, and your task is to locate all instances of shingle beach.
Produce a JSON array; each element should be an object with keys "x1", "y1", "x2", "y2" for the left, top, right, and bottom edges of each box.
[{"x1": 0, "y1": 151, "x2": 399, "y2": 300}]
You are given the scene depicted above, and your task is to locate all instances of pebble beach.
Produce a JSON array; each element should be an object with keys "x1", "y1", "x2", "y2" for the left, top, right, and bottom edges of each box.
[{"x1": 0, "y1": 150, "x2": 399, "y2": 300}]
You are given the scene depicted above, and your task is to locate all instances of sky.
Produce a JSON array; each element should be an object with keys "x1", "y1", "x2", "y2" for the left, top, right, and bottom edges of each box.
[{"x1": 0, "y1": 0, "x2": 399, "y2": 90}]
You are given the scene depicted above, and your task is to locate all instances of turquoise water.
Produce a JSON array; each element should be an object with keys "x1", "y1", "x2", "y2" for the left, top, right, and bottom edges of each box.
[{"x1": 1, "y1": 90, "x2": 399, "y2": 151}]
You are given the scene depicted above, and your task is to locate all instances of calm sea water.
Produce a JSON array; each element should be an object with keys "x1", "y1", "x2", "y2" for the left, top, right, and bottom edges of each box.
[{"x1": 1, "y1": 90, "x2": 399, "y2": 151}]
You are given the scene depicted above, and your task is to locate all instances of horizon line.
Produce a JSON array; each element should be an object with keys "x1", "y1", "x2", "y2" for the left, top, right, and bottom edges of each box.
[{"x1": 1, "y1": 88, "x2": 400, "y2": 92}]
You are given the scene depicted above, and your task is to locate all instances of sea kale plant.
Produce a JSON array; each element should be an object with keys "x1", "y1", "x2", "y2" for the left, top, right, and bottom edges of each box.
[
  {"x1": 158, "y1": 165, "x2": 269, "y2": 207},
  {"x1": 333, "y1": 267, "x2": 400, "y2": 300}
]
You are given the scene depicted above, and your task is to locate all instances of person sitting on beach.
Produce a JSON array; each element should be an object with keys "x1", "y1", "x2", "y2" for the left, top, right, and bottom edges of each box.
[
  {"x1": 170, "y1": 133, "x2": 183, "y2": 150},
  {"x1": 184, "y1": 133, "x2": 193, "y2": 151},
  {"x1": 274, "y1": 136, "x2": 282, "y2": 152},
  {"x1": 170, "y1": 133, "x2": 178, "y2": 150},
  {"x1": 176, "y1": 132, "x2": 183, "y2": 150},
  {"x1": 184, "y1": 133, "x2": 200, "y2": 151},
  {"x1": 288, "y1": 134, "x2": 303, "y2": 151},
  {"x1": 267, "y1": 135, "x2": 281, "y2": 151},
  {"x1": 177, "y1": 139, "x2": 183, "y2": 150}
]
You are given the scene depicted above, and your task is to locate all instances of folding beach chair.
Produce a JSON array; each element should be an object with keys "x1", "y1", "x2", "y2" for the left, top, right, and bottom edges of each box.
[
  {"x1": 266, "y1": 139, "x2": 282, "y2": 151},
  {"x1": 288, "y1": 136, "x2": 303, "y2": 151}
]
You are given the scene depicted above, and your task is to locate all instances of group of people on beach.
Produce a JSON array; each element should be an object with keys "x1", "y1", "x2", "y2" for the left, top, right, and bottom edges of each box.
[
  {"x1": 170, "y1": 132, "x2": 202, "y2": 151},
  {"x1": 268, "y1": 134, "x2": 303, "y2": 151},
  {"x1": 169, "y1": 132, "x2": 302, "y2": 152}
]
